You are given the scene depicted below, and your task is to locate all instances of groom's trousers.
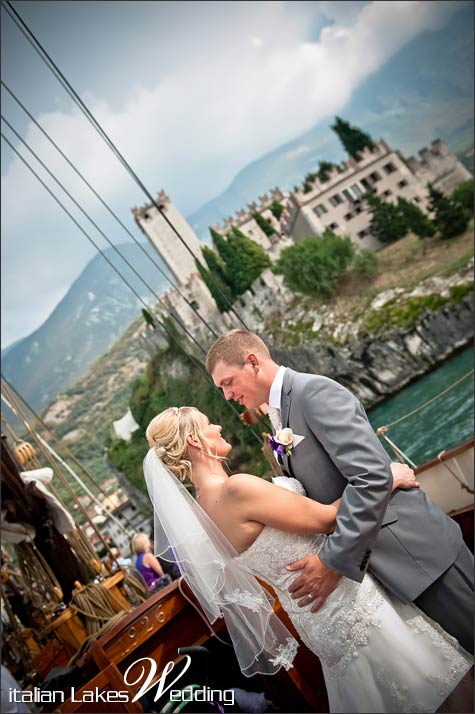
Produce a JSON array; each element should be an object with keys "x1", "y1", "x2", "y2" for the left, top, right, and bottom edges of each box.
[{"x1": 414, "y1": 543, "x2": 474, "y2": 654}]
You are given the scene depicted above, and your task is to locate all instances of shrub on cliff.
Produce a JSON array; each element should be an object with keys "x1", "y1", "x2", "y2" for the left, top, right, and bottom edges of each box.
[
  {"x1": 351, "y1": 249, "x2": 379, "y2": 279},
  {"x1": 274, "y1": 231, "x2": 354, "y2": 296}
]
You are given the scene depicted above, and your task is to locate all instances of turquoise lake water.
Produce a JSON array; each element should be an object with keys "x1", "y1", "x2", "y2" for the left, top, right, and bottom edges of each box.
[{"x1": 368, "y1": 346, "x2": 474, "y2": 466}]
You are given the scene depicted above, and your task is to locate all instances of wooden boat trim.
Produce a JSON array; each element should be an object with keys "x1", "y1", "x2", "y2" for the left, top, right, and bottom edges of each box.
[{"x1": 414, "y1": 438, "x2": 474, "y2": 475}]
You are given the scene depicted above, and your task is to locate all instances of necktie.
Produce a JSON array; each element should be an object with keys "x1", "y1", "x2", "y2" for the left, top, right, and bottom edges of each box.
[{"x1": 268, "y1": 406, "x2": 282, "y2": 433}]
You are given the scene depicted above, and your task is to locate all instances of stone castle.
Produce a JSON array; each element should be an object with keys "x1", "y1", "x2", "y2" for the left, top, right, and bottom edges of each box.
[{"x1": 132, "y1": 137, "x2": 470, "y2": 344}]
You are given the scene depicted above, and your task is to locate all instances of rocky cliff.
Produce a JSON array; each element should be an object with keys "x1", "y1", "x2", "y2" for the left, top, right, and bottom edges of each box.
[{"x1": 271, "y1": 294, "x2": 473, "y2": 408}]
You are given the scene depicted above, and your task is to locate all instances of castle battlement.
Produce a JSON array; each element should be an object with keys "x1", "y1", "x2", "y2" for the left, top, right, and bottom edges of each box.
[
  {"x1": 211, "y1": 187, "x2": 285, "y2": 234},
  {"x1": 405, "y1": 139, "x2": 452, "y2": 172},
  {"x1": 132, "y1": 190, "x2": 171, "y2": 222},
  {"x1": 291, "y1": 139, "x2": 392, "y2": 207}
]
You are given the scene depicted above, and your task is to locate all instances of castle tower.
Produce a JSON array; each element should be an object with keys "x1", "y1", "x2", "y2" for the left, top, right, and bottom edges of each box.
[{"x1": 132, "y1": 190, "x2": 204, "y2": 286}]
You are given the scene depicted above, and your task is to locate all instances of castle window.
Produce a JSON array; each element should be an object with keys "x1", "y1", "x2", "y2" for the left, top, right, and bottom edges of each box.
[
  {"x1": 397, "y1": 179, "x2": 408, "y2": 188},
  {"x1": 342, "y1": 189, "x2": 355, "y2": 204},
  {"x1": 329, "y1": 193, "x2": 343, "y2": 206},
  {"x1": 368, "y1": 171, "x2": 382, "y2": 183},
  {"x1": 411, "y1": 196, "x2": 421, "y2": 204},
  {"x1": 354, "y1": 206, "x2": 363, "y2": 215},
  {"x1": 382, "y1": 189, "x2": 392, "y2": 197},
  {"x1": 313, "y1": 203, "x2": 328, "y2": 217},
  {"x1": 328, "y1": 222, "x2": 339, "y2": 230},
  {"x1": 383, "y1": 162, "x2": 397, "y2": 174},
  {"x1": 357, "y1": 228, "x2": 371, "y2": 239},
  {"x1": 350, "y1": 183, "x2": 365, "y2": 198},
  {"x1": 143, "y1": 212, "x2": 150, "y2": 220},
  {"x1": 360, "y1": 177, "x2": 373, "y2": 191},
  {"x1": 344, "y1": 212, "x2": 353, "y2": 221}
]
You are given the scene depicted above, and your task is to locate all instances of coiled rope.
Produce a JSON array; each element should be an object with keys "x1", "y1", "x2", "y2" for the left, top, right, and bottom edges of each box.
[{"x1": 68, "y1": 582, "x2": 128, "y2": 636}]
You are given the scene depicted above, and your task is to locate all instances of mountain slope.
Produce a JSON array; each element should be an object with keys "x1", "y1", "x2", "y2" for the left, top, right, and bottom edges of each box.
[
  {"x1": 2, "y1": 242, "x2": 168, "y2": 411},
  {"x1": 188, "y1": 2, "x2": 474, "y2": 239}
]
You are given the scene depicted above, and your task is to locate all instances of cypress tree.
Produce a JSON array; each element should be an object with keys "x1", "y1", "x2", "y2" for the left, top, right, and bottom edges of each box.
[
  {"x1": 396, "y1": 197, "x2": 435, "y2": 239},
  {"x1": 428, "y1": 184, "x2": 471, "y2": 239},
  {"x1": 270, "y1": 199, "x2": 285, "y2": 220},
  {"x1": 142, "y1": 308, "x2": 156, "y2": 327},
  {"x1": 364, "y1": 192, "x2": 408, "y2": 244},
  {"x1": 226, "y1": 227, "x2": 271, "y2": 295},
  {"x1": 195, "y1": 255, "x2": 232, "y2": 313},
  {"x1": 331, "y1": 117, "x2": 375, "y2": 160},
  {"x1": 252, "y1": 211, "x2": 276, "y2": 237},
  {"x1": 210, "y1": 228, "x2": 235, "y2": 271}
]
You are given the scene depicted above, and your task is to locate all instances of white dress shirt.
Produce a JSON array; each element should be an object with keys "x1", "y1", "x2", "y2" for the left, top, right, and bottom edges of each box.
[{"x1": 269, "y1": 365, "x2": 287, "y2": 410}]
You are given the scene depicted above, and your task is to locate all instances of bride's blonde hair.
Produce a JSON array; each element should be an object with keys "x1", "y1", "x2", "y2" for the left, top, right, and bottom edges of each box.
[{"x1": 145, "y1": 406, "x2": 221, "y2": 482}]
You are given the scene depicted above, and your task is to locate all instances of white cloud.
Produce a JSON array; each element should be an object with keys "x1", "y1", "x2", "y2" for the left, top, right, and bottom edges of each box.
[
  {"x1": 286, "y1": 145, "x2": 312, "y2": 160},
  {"x1": 1, "y1": 0, "x2": 465, "y2": 345},
  {"x1": 249, "y1": 35, "x2": 264, "y2": 48}
]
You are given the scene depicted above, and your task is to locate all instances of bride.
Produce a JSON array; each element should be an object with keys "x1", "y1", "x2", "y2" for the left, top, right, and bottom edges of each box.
[{"x1": 143, "y1": 406, "x2": 472, "y2": 713}]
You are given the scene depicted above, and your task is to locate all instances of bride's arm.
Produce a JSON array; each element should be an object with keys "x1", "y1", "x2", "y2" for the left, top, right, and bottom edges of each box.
[
  {"x1": 226, "y1": 473, "x2": 337, "y2": 534},
  {"x1": 227, "y1": 463, "x2": 418, "y2": 535}
]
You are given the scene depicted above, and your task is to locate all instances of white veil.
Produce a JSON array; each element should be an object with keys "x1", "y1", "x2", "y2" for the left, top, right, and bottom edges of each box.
[{"x1": 143, "y1": 448, "x2": 299, "y2": 677}]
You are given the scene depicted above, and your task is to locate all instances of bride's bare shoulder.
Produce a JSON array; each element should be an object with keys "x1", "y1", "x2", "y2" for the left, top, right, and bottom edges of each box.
[{"x1": 225, "y1": 473, "x2": 269, "y2": 498}]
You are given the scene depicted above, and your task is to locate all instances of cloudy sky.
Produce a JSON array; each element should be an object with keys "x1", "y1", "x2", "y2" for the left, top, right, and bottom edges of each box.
[{"x1": 1, "y1": 0, "x2": 468, "y2": 347}]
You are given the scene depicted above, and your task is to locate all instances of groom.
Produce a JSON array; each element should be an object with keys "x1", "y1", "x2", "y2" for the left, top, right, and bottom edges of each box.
[{"x1": 207, "y1": 329, "x2": 474, "y2": 654}]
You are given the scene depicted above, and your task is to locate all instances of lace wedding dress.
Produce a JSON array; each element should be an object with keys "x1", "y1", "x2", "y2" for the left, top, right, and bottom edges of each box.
[{"x1": 235, "y1": 477, "x2": 472, "y2": 713}]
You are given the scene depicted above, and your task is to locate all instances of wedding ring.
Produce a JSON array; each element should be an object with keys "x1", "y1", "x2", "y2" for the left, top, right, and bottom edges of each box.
[{"x1": 306, "y1": 593, "x2": 312, "y2": 600}]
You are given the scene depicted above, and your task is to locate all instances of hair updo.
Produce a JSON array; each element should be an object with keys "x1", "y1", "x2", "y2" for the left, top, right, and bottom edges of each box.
[{"x1": 145, "y1": 406, "x2": 213, "y2": 482}]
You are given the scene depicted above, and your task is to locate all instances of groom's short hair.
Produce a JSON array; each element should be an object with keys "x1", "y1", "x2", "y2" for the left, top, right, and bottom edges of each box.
[{"x1": 206, "y1": 329, "x2": 270, "y2": 374}]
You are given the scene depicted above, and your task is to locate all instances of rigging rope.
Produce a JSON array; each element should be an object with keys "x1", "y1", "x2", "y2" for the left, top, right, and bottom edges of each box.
[
  {"x1": 1, "y1": 382, "x2": 128, "y2": 569},
  {"x1": 1, "y1": 80, "x2": 220, "y2": 338},
  {"x1": 2, "y1": 112, "x2": 219, "y2": 343},
  {"x1": 0, "y1": 135, "x2": 263, "y2": 443},
  {"x1": 376, "y1": 369, "x2": 474, "y2": 432},
  {"x1": 0, "y1": 4, "x2": 267, "y2": 441},
  {"x1": 2, "y1": 0, "x2": 249, "y2": 328}
]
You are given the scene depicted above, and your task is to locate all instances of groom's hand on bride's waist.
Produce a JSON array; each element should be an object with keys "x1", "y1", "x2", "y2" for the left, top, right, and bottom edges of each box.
[{"x1": 287, "y1": 555, "x2": 341, "y2": 613}]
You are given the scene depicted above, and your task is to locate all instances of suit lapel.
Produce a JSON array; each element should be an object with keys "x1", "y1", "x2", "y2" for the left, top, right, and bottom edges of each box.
[
  {"x1": 280, "y1": 368, "x2": 294, "y2": 428},
  {"x1": 280, "y1": 369, "x2": 295, "y2": 476}
]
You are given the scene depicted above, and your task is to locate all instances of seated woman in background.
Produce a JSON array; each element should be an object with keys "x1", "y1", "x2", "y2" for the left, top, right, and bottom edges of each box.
[{"x1": 131, "y1": 533, "x2": 172, "y2": 592}]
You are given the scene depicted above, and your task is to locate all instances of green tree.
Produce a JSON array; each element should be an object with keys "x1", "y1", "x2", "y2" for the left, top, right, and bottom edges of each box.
[
  {"x1": 427, "y1": 184, "x2": 471, "y2": 239},
  {"x1": 225, "y1": 227, "x2": 271, "y2": 295},
  {"x1": 142, "y1": 308, "x2": 156, "y2": 327},
  {"x1": 303, "y1": 175, "x2": 316, "y2": 193},
  {"x1": 351, "y1": 249, "x2": 378, "y2": 280},
  {"x1": 397, "y1": 197, "x2": 435, "y2": 239},
  {"x1": 196, "y1": 246, "x2": 233, "y2": 312},
  {"x1": 317, "y1": 161, "x2": 340, "y2": 183},
  {"x1": 364, "y1": 192, "x2": 408, "y2": 244},
  {"x1": 451, "y1": 179, "x2": 474, "y2": 216},
  {"x1": 274, "y1": 231, "x2": 354, "y2": 297},
  {"x1": 270, "y1": 200, "x2": 285, "y2": 220},
  {"x1": 252, "y1": 211, "x2": 276, "y2": 237},
  {"x1": 210, "y1": 228, "x2": 237, "y2": 283},
  {"x1": 331, "y1": 117, "x2": 375, "y2": 160}
]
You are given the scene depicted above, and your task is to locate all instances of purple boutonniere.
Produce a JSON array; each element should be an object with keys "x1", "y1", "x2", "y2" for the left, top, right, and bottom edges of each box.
[{"x1": 269, "y1": 428, "x2": 295, "y2": 457}]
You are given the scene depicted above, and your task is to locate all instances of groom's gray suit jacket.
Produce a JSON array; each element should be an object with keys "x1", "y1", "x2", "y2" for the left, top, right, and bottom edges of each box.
[{"x1": 279, "y1": 368, "x2": 463, "y2": 603}]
